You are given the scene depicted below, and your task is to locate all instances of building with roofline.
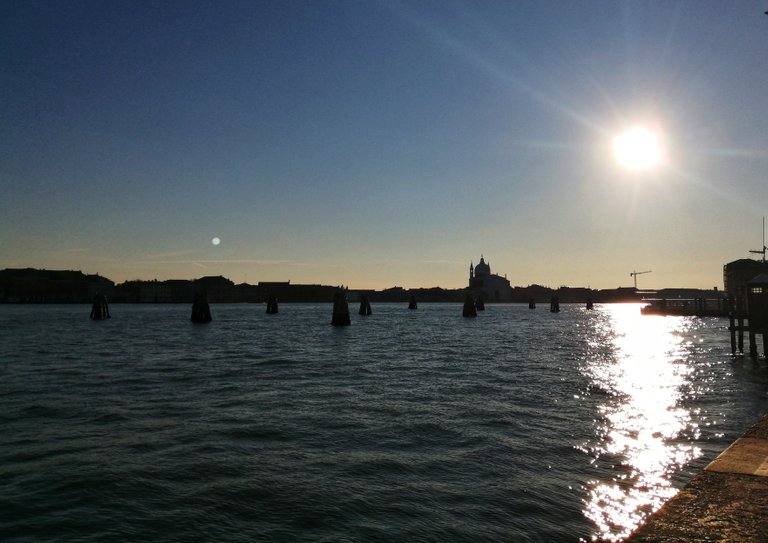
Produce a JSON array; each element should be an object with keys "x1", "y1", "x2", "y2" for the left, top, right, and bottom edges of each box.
[{"x1": 468, "y1": 256, "x2": 513, "y2": 302}]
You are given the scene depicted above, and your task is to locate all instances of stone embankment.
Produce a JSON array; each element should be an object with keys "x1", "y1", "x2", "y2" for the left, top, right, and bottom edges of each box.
[{"x1": 626, "y1": 414, "x2": 768, "y2": 542}]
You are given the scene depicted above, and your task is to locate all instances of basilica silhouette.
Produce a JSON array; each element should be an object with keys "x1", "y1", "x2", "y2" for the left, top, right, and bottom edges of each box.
[{"x1": 469, "y1": 256, "x2": 513, "y2": 302}]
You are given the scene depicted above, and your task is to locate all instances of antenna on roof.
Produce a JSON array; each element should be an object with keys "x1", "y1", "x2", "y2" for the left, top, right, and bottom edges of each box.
[{"x1": 749, "y1": 216, "x2": 767, "y2": 263}]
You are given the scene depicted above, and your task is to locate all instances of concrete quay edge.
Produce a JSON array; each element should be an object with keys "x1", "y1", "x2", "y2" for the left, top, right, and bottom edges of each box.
[{"x1": 624, "y1": 414, "x2": 768, "y2": 542}]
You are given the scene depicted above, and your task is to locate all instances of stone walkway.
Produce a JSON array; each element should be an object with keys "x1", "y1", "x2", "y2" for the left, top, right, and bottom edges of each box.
[{"x1": 625, "y1": 415, "x2": 768, "y2": 542}]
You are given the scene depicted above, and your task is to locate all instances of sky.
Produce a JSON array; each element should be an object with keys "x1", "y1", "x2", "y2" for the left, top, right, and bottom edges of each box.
[{"x1": 2, "y1": 1, "x2": 768, "y2": 290}]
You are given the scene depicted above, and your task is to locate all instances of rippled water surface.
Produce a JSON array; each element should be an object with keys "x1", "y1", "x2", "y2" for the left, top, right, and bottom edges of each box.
[{"x1": 1, "y1": 303, "x2": 767, "y2": 542}]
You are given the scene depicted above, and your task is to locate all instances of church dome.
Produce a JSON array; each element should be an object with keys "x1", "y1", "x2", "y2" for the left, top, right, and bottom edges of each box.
[{"x1": 474, "y1": 256, "x2": 490, "y2": 276}]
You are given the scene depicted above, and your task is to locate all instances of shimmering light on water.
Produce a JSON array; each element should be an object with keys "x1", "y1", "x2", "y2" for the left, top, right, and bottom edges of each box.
[{"x1": 582, "y1": 305, "x2": 702, "y2": 541}]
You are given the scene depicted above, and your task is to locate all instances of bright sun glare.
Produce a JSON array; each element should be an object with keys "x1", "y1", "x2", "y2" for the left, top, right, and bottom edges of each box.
[{"x1": 613, "y1": 127, "x2": 663, "y2": 170}]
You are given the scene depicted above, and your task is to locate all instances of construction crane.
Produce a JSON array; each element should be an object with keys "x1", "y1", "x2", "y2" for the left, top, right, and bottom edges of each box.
[
  {"x1": 749, "y1": 216, "x2": 766, "y2": 263},
  {"x1": 630, "y1": 270, "x2": 652, "y2": 289}
]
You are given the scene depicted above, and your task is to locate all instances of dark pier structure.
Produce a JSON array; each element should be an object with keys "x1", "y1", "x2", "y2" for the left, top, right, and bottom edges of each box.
[
  {"x1": 331, "y1": 288, "x2": 351, "y2": 326},
  {"x1": 729, "y1": 274, "x2": 768, "y2": 357},
  {"x1": 190, "y1": 291, "x2": 212, "y2": 323},
  {"x1": 722, "y1": 258, "x2": 768, "y2": 357},
  {"x1": 408, "y1": 294, "x2": 417, "y2": 310},
  {"x1": 550, "y1": 296, "x2": 560, "y2": 313},
  {"x1": 641, "y1": 295, "x2": 730, "y2": 317},
  {"x1": 89, "y1": 293, "x2": 110, "y2": 320}
]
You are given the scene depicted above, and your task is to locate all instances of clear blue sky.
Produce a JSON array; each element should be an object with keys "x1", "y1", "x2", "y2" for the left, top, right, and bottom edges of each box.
[{"x1": 2, "y1": 1, "x2": 767, "y2": 289}]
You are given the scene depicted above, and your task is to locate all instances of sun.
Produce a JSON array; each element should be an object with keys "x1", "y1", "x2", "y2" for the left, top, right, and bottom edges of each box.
[{"x1": 613, "y1": 127, "x2": 664, "y2": 170}]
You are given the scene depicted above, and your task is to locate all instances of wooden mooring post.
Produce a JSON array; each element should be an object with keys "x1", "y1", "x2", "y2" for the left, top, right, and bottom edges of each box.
[
  {"x1": 358, "y1": 295, "x2": 372, "y2": 316},
  {"x1": 191, "y1": 291, "x2": 212, "y2": 323},
  {"x1": 462, "y1": 292, "x2": 477, "y2": 317},
  {"x1": 90, "y1": 293, "x2": 110, "y2": 320},
  {"x1": 331, "y1": 288, "x2": 351, "y2": 326},
  {"x1": 266, "y1": 294, "x2": 278, "y2": 314}
]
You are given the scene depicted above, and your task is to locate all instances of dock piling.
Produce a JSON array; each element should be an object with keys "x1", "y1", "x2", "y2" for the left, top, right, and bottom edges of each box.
[
  {"x1": 462, "y1": 292, "x2": 477, "y2": 317},
  {"x1": 191, "y1": 291, "x2": 212, "y2": 323},
  {"x1": 358, "y1": 295, "x2": 372, "y2": 316},
  {"x1": 331, "y1": 288, "x2": 351, "y2": 326},
  {"x1": 89, "y1": 293, "x2": 110, "y2": 320},
  {"x1": 266, "y1": 294, "x2": 279, "y2": 314}
]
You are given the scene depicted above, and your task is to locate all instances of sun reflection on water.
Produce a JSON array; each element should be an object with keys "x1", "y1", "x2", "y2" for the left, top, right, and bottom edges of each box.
[{"x1": 581, "y1": 304, "x2": 702, "y2": 541}]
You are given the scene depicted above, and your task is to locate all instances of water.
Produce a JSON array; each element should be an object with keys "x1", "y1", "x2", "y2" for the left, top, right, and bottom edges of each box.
[{"x1": 1, "y1": 303, "x2": 767, "y2": 542}]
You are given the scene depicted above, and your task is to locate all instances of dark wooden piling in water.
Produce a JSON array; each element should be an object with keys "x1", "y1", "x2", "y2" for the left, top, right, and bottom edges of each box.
[
  {"x1": 550, "y1": 296, "x2": 560, "y2": 313},
  {"x1": 191, "y1": 291, "x2": 212, "y2": 323},
  {"x1": 528, "y1": 298, "x2": 536, "y2": 309},
  {"x1": 331, "y1": 288, "x2": 351, "y2": 326},
  {"x1": 462, "y1": 292, "x2": 477, "y2": 317},
  {"x1": 90, "y1": 293, "x2": 110, "y2": 320},
  {"x1": 358, "y1": 295, "x2": 372, "y2": 316},
  {"x1": 408, "y1": 294, "x2": 417, "y2": 310},
  {"x1": 266, "y1": 294, "x2": 278, "y2": 314},
  {"x1": 586, "y1": 298, "x2": 594, "y2": 310},
  {"x1": 475, "y1": 295, "x2": 485, "y2": 311}
]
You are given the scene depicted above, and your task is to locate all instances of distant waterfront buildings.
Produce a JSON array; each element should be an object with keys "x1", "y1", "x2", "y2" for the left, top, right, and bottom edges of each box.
[
  {"x1": 1, "y1": 266, "x2": 648, "y2": 304},
  {"x1": 0, "y1": 268, "x2": 114, "y2": 303}
]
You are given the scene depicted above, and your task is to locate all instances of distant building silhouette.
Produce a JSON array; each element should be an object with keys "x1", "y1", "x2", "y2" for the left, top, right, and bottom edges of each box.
[
  {"x1": 1, "y1": 267, "x2": 645, "y2": 305},
  {"x1": 469, "y1": 256, "x2": 512, "y2": 302},
  {"x1": 724, "y1": 259, "x2": 768, "y2": 299},
  {"x1": 0, "y1": 268, "x2": 113, "y2": 303}
]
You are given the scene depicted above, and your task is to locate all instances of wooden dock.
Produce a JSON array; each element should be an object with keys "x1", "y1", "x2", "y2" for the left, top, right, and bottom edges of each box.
[
  {"x1": 639, "y1": 295, "x2": 767, "y2": 357},
  {"x1": 640, "y1": 297, "x2": 730, "y2": 317}
]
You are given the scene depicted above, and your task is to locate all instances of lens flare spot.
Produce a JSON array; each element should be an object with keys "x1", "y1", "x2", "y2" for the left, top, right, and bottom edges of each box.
[{"x1": 211, "y1": 237, "x2": 221, "y2": 246}]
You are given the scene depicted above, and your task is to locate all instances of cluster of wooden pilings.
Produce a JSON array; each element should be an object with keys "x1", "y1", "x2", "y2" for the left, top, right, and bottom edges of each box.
[
  {"x1": 463, "y1": 293, "x2": 477, "y2": 317},
  {"x1": 190, "y1": 292, "x2": 212, "y2": 323},
  {"x1": 462, "y1": 292, "x2": 487, "y2": 317},
  {"x1": 358, "y1": 295, "x2": 372, "y2": 316},
  {"x1": 89, "y1": 293, "x2": 110, "y2": 320},
  {"x1": 728, "y1": 314, "x2": 767, "y2": 357},
  {"x1": 331, "y1": 289, "x2": 351, "y2": 326}
]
